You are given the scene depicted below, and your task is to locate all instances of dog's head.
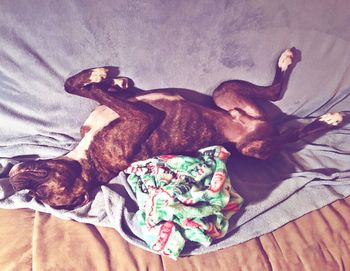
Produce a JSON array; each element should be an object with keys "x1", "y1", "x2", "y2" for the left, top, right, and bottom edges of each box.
[{"x1": 9, "y1": 158, "x2": 90, "y2": 209}]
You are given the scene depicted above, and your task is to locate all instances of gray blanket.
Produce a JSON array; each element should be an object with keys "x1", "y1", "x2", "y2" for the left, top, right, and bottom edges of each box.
[{"x1": 1, "y1": 0, "x2": 350, "y2": 256}]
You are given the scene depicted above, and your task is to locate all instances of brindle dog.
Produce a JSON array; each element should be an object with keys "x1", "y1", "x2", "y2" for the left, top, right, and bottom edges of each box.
[{"x1": 9, "y1": 49, "x2": 344, "y2": 209}]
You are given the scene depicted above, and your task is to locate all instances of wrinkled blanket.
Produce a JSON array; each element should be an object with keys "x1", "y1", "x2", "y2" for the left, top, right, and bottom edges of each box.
[
  {"x1": 125, "y1": 146, "x2": 243, "y2": 259},
  {"x1": 1, "y1": 0, "x2": 350, "y2": 257}
]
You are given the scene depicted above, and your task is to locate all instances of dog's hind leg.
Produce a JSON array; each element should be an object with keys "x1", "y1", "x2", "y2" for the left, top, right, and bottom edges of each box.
[
  {"x1": 237, "y1": 112, "x2": 345, "y2": 159},
  {"x1": 212, "y1": 48, "x2": 294, "y2": 119}
]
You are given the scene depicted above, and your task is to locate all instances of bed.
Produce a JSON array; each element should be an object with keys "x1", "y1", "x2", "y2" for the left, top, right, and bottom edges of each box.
[{"x1": 1, "y1": 1, "x2": 350, "y2": 270}]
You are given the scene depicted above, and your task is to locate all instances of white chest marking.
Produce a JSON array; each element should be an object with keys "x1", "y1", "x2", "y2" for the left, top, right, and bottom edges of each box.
[
  {"x1": 134, "y1": 93, "x2": 184, "y2": 102},
  {"x1": 65, "y1": 105, "x2": 119, "y2": 160}
]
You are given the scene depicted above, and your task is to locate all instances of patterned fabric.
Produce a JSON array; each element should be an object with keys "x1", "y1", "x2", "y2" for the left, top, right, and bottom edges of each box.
[{"x1": 124, "y1": 146, "x2": 243, "y2": 259}]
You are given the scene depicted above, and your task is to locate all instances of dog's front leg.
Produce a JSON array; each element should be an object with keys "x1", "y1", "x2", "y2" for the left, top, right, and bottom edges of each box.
[
  {"x1": 64, "y1": 67, "x2": 164, "y2": 167},
  {"x1": 65, "y1": 67, "x2": 146, "y2": 117},
  {"x1": 64, "y1": 66, "x2": 130, "y2": 94}
]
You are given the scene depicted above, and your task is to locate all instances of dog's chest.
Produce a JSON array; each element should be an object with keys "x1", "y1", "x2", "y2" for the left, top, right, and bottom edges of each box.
[
  {"x1": 66, "y1": 105, "x2": 119, "y2": 160},
  {"x1": 82, "y1": 105, "x2": 119, "y2": 131}
]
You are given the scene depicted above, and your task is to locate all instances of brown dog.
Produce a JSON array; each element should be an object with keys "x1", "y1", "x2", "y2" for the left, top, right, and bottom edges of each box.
[{"x1": 9, "y1": 49, "x2": 344, "y2": 209}]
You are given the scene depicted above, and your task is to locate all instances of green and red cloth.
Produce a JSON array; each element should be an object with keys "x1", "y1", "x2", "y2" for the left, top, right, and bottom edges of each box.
[{"x1": 124, "y1": 146, "x2": 243, "y2": 259}]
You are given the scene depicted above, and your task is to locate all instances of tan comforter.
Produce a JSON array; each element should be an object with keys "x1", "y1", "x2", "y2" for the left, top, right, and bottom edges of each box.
[{"x1": 1, "y1": 196, "x2": 349, "y2": 271}]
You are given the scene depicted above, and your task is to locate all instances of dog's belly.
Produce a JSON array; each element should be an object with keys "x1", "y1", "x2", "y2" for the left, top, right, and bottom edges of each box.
[
  {"x1": 132, "y1": 95, "x2": 255, "y2": 156},
  {"x1": 83, "y1": 99, "x2": 226, "y2": 181},
  {"x1": 134, "y1": 101, "x2": 223, "y2": 159}
]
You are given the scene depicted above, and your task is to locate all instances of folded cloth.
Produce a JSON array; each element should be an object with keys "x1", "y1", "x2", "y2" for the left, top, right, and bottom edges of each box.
[{"x1": 124, "y1": 146, "x2": 244, "y2": 259}]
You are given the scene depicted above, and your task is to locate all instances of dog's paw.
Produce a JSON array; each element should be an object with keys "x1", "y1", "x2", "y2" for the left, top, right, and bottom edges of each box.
[
  {"x1": 319, "y1": 112, "x2": 344, "y2": 126},
  {"x1": 112, "y1": 77, "x2": 130, "y2": 90},
  {"x1": 84, "y1": 68, "x2": 108, "y2": 86},
  {"x1": 278, "y1": 49, "x2": 293, "y2": 72}
]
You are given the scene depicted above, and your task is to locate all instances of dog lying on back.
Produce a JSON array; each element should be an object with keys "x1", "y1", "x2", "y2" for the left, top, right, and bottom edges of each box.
[{"x1": 9, "y1": 48, "x2": 344, "y2": 209}]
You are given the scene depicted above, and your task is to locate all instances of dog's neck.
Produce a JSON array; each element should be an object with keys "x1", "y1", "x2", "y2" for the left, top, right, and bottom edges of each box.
[{"x1": 63, "y1": 105, "x2": 120, "y2": 183}]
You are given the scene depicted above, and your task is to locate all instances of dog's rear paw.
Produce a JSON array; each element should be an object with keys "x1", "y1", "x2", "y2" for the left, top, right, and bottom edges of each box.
[
  {"x1": 278, "y1": 49, "x2": 293, "y2": 72},
  {"x1": 319, "y1": 112, "x2": 344, "y2": 126}
]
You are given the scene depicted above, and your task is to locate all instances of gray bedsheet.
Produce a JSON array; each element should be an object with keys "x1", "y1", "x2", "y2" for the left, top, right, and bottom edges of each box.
[{"x1": 1, "y1": 0, "x2": 350, "y2": 256}]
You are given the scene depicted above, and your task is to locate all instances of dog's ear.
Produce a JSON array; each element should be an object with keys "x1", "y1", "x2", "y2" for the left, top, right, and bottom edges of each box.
[
  {"x1": 31, "y1": 183, "x2": 62, "y2": 207},
  {"x1": 27, "y1": 190, "x2": 47, "y2": 205},
  {"x1": 31, "y1": 184, "x2": 50, "y2": 201}
]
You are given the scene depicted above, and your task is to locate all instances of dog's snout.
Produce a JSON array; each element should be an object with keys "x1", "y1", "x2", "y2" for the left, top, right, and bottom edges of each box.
[
  {"x1": 9, "y1": 163, "x2": 22, "y2": 177},
  {"x1": 9, "y1": 162, "x2": 49, "y2": 178},
  {"x1": 8, "y1": 161, "x2": 51, "y2": 192}
]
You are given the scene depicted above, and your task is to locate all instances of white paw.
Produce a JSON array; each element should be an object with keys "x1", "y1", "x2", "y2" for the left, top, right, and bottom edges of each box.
[
  {"x1": 278, "y1": 49, "x2": 293, "y2": 72},
  {"x1": 112, "y1": 77, "x2": 129, "y2": 89},
  {"x1": 88, "y1": 68, "x2": 108, "y2": 84},
  {"x1": 319, "y1": 112, "x2": 343, "y2": 126}
]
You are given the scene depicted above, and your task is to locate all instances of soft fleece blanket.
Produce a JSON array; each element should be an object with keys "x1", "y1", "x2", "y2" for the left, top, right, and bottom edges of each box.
[
  {"x1": 1, "y1": 0, "x2": 350, "y2": 256},
  {"x1": 124, "y1": 146, "x2": 244, "y2": 259}
]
